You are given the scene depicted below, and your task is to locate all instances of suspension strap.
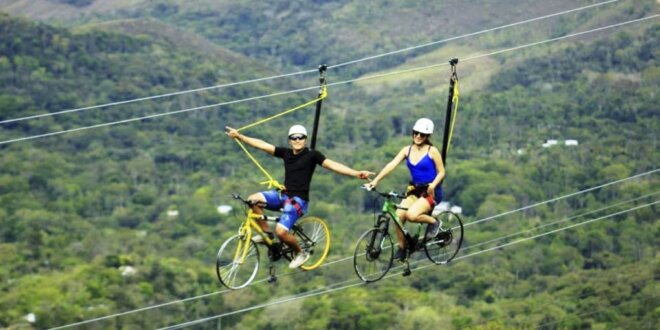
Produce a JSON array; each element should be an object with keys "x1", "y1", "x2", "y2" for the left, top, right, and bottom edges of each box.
[
  {"x1": 446, "y1": 76, "x2": 459, "y2": 154},
  {"x1": 234, "y1": 76, "x2": 329, "y2": 189},
  {"x1": 311, "y1": 64, "x2": 328, "y2": 150},
  {"x1": 441, "y1": 58, "x2": 459, "y2": 166},
  {"x1": 234, "y1": 140, "x2": 286, "y2": 190},
  {"x1": 237, "y1": 87, "x2": 327, "y2": 131}
]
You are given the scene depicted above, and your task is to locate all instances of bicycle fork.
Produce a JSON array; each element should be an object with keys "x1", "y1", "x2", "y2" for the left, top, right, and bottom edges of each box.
[{"x1": 233, "y1": 224, "x2": 253, "y2": 265}]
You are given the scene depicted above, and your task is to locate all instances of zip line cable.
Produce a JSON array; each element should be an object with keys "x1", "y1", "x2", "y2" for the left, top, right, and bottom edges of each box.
[
  {"x1": 0, "y1": 0, "x2": 620, "y2": 125},
  {"x1": 0, "y1": 69, "x2": 317, "y2": 125},
  {"x1": 50, "y1": 170, "x2": 658, "y2": 329},
  {"x1": 2, "y1": 13, "x2": 657, "y2": 146},
  {"x1": 319, "y1": 173, "x2": 659, "y2": 269},
  {"x1": 157, "y1": 201, "x2": 657, "y2": 330},
  {"x1": 455, "y1": 202, "x2": 657, "y2": 260},
  {"x1": 0, "y1": 84, "x2": 319, "y2": 145},
  {"x1": 59, "y1": 194, "x2": 658, "y2": 329},
  {"x1": 326, "y1": 0, "x2": 620, "y2": 70},
  {"x1": 457, "y1": 190, "x2": 660, "y2": 254},
  {"x1": 463, "y1": 167, "x2": 660, "y2": 227}
]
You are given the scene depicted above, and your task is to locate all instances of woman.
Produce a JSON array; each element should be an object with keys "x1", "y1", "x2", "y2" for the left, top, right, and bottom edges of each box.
[{"x1": 364, "y1": 118, "x2": 445, "y2": 261}]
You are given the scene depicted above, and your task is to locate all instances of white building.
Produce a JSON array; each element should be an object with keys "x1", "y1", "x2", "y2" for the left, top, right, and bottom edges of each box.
[{"x1": 217, "y1": 205, "x2": 233, "y2": 215}]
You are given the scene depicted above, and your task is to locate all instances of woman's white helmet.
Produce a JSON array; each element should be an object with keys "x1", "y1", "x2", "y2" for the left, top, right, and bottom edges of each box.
[
  {"x1": 288, "y1": 124, "x2": 308, "y2": 137},
  {"x1": 413, "y1": 118, "x2": 434, "y2": 134}
]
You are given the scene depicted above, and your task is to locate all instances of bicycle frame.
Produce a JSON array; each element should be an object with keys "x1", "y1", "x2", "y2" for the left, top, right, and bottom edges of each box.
[
  {"x1": 234, "y1": 209, "x2": 276, "y2": 263},
  {"x1": 379, "y1": 196, "x2": 424, "y2": 246}
]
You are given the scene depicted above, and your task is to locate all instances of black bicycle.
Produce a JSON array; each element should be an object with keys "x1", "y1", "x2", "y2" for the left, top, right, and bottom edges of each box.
[{"x1": 353, "y1": 188, "x2": 464, "y2": 282}]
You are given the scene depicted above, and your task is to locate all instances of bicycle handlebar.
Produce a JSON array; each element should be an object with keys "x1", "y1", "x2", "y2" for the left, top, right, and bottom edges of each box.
[
  {"x1": 231, "y1": 193, "x2": 266, "y2": 207},
  {"x1": 361, "y1": 185, "x2": 406, "y2": 199}
]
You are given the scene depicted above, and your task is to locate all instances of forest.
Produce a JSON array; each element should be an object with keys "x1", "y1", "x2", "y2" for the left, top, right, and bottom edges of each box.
[{"x1": 0, "y1": 1, "x2": 658, "y2": 329}]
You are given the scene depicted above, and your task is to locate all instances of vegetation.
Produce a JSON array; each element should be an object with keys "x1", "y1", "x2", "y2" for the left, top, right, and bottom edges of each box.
[{"x1": 0, "y1": 2, "x2": 658, "y2": 329}]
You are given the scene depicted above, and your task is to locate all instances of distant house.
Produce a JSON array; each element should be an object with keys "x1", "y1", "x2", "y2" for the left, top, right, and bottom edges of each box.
[
  {"x1": 542, "y1": 139, "x2": 578, "y2": 148},
  {"x1": 542, "y1": 139, "x2": 559, "y2": 148},
  {"x1": 119, "y1": 265, "x2": 137, "y2": 277},
  {"x1": 217, "y1": 205, "x2": 233, "y2": 215},
  {"x1": 433, "y1": 202, "x2": 462, "y2": 216}
]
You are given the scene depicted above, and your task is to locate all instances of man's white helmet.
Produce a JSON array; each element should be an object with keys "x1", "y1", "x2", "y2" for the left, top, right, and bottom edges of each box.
[
  {"x1": 288, "y1": 124, "x2": 307, "y2": 137},
  {"x1": 413, "y1": 118, "x2": 434, "y2": 135}
]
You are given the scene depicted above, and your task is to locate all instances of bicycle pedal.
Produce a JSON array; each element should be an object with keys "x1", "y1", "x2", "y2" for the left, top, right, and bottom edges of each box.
[
  {"x1": 402, "y1": 268, "x2": 412, "y2": 277},
  {"x1": 268, "y1": 275, "x2": 277, "y2": 283}
]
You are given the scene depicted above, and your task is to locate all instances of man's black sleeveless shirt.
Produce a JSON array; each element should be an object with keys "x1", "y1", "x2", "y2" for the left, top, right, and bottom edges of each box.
[{"x1": 274, "y1": 147, "x2": 326, "y2": 201}]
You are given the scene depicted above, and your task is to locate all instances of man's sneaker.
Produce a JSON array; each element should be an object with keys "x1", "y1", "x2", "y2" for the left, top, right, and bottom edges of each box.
[
  {"x1": 252, "y1": 232, "x2": 273, "y2": 244},
  {"x1": 289, "y1": 251, "x2": 310, "y2": 269},
  {"x1": 425, "y1": 220, "x2": 442, "y2": 240},
  {"x1": 394, "y1": 248, "x2": 407, "y2": 262}
]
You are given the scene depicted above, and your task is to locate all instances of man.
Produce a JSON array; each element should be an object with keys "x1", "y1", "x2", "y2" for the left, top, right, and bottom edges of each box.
[{"x1": 225, "y1": 124, "x2": 373, "y2": 268}]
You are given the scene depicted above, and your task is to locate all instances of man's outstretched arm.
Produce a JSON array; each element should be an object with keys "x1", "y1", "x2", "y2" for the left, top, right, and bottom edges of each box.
[
  {"x1": 225, "y1": 126, "x2": 276, "y2": 155},
  {"x1": 322, "y1": 159, "x2": 374, "y2": 180}
]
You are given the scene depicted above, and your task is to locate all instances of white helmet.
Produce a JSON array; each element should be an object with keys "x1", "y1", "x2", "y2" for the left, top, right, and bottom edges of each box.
[
  {"x1": 413, "y1": 118, "x2": 434, "y2": 134},
  {"x1": 288, "y1": 124, "x2": 307, "y2": 137}
]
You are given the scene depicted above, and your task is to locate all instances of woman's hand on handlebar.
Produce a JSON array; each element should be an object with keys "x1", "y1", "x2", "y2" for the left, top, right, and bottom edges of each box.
[{"x1": 362, "y1": 181, "x2": 377, "y2": 191}]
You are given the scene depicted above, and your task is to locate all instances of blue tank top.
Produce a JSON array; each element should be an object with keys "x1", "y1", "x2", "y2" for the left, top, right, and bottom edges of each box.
[{"x1": 406, "y1": 145, "x2": 436, "y2": 184}]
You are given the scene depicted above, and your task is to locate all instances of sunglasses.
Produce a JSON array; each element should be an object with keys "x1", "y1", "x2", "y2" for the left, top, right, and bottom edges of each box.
[
  {"x1": 289, "y1": 135, "x2": 307, "y2": 141},
  {"x1": 412, "y1": 130, "x2": 429, "y2": 138}
]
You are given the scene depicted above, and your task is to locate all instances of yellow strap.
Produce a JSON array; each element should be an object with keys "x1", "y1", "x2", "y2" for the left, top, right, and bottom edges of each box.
[
  {"x1": 238, "y1": 86, "x2": 327, "y2": 131},
  {"x1": 446, "y1": 79, "x2": 459, "y2": 154},
  {"x1": 234, "y1": 139, "x2": 286, "y2": 190},
  {"x1": 234, "y1": 85, "x2": 328, "y2": 189}
]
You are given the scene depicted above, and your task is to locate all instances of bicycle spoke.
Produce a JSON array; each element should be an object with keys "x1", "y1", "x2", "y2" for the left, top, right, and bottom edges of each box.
[
  {"x1": 216, "y1": 235, "x2": 260, "y2": 289},
  {"x1": 354, "y1": 228, "x2": 393, "y2": 282},
  {"x1": 298, "y1": 217, "x2": 331, "y2": 270},
  {"x1": 425, "y1": 211, "x2": 464, "y2": 264}
]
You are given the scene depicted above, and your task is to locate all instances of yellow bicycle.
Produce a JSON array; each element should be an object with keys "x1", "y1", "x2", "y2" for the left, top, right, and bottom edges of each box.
[{"x1": 216, "y1": 193, "x2": 331, "y2": 289}]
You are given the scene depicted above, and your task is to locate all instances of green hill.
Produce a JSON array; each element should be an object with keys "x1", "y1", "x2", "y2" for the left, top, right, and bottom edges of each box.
[
  {"x1": 0, "y1": 4, "x2": 658, "y2": 329},
  {"x1": 4, "y1": 0, "x2": 655, "y2": 72}
]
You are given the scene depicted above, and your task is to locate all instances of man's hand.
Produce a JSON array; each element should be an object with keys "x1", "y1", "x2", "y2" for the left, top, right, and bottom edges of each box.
[
  {"x1": 357, "y1": 171, "x2": 375, "y2": 180},
  {"x1": 225, "y1": 126, "x2": 240, "y2": 139}
]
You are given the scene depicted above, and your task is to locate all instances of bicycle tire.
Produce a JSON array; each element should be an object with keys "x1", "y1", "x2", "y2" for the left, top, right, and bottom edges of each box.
[
  {"x1": 353, "y1": 223, "x2": 394, "y2": 283},
  {"x1": 296, "y1": 216, "x2": 331, "y2": 271},
  {"x1": 424, "y1": 211, "x2": 464, "y2": 265},
  {"x1": 216, "y1": 234, "x2": 260, "y2": 289}
]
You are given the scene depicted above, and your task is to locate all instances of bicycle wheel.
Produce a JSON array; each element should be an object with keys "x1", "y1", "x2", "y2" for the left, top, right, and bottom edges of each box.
[
  {"x1": 424, "y1": 211, "x2": 464, "y2": 265},
  {"x1": 216, "y1": 234, "x2": 260, "y2": 289},
  {"x1": 354, "y1": 224, "x2": 394, "y2": 283},
  {"x1": 295, "y1": 216, "x2": 331, "y2": 271}
]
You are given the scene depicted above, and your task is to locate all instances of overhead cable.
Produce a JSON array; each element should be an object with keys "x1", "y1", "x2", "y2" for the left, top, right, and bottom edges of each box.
[
  {"x1": 1, "y1": 14, "x2": 657, "y2": 146},
  {"x1": 0, "y1": 0, "x2": 620, "y2": 125},
  {"x1": 327, "y1": 0, "x2": 620, "y2": 70},
  {"x1": 463, "y1": 167, "x2": 659, "y2": 227},
  {"x1": 459, "y1": 190, "x2": 660, "y2": 253},
  {"x1": 48, "y1": 170, "x2": 659, "y2": 329},
  {"x1": 157, "y1": 201, "x2": 657, "y2": 330}
]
